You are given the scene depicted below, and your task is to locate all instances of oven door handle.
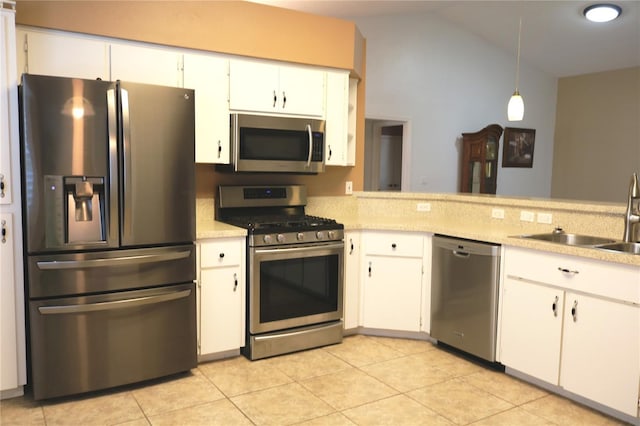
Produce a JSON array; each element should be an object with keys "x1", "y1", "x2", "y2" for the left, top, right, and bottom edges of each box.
[
  {"x1": 37, "y1": 289, "x2": 192, "y2": 315},
  {"x1": 255, "y1": 242, "x2": 344, "y2": 255}
]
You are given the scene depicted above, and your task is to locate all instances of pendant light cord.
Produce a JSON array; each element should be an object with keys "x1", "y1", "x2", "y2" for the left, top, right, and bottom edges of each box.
[{"x1": 515, "y1": 17, "x2": 522, "y2": 92}]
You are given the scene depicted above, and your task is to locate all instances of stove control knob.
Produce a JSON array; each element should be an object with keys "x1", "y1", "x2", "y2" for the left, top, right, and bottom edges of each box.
[
  {"x1": 297, "y1": 232, "x2": 305, "y2": 241},
  {"x1": 316, "y1": 231, "x2": 325, "y2": 240},
  {"x1": 276, "y1": 234, "x2": 285, "y2": 243},
  {"x1": 328, "y1": 230, "x2": 336, "y2": 239},
  {"x1": 263, "y1": 235, "x2": 272, "y2": 244}
]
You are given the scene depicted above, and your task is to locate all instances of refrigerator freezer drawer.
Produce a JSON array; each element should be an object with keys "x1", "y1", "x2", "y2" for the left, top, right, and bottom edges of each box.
[
  {"x1": 27, "y1": 244, "x2": 195, "y2": 299},
  {"x1": 28, "y1": 282, "x2": 197, "y2": 400}
]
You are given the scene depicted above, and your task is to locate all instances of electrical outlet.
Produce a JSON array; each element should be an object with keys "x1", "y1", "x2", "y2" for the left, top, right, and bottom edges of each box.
[
  {"x1": 345, "y1": 181, "x2": 353, "y2": 195},
  {"x1": 491, "y1": 208, "x2": 505, "y2": 219},
  {"x1": 520, "y1": 211, "x2": 535, "y2": 222},
  {"x1": 537, "y1": 212, "x2": 553, "y2": 224},
  {"x1": 417, "y1": 202, "x2": 431, "y2": 212}
]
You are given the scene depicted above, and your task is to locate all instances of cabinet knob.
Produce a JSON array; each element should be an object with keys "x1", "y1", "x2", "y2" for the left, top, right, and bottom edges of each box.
[
  {"x1": 0, "y1": 174, "x2": 5, "y2": 198},
  {"x1": 571, "y1": 300, "x2": 578, "y2": 322},
  {"x1": 217, "y1": 141, "x2": 222, "y2": 158},
  {"x1": 282, "y1": 91, "x2": 287, "y2": 108},
  {"x1": 391, "y1": 243, "x2": 397, "y2": 249},
  {"x1": 368, "y1": 261, "x2": 372, "y2": 277},
  {"x1": 1, "y1": 220, "x2": 6, "y2": 243},
  {"x1": 558, "y1": 266, "x2": 579, "y2": 275},
  {"x1": 233, "y1": 273, "x2": 238, "y2": 292},
  {"x1": 349, "y1": 239, "x2": 354, "y2": 255},
  {"x1": 552, "y1": 295, "x2": 559, "y2": 317},
  {"x1": 273, "y1": 90, "x2": 277, "y2": 108},
  {"x1": 328, "y1": 146, "x2": 332, "y2": 160},
  {"x1": 219, "y1": 252, "x2": 225, "y2": 258}
]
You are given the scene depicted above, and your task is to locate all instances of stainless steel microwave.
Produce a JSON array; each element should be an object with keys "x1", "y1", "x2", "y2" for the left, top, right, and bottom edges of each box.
[{"x1": 226, "y1": 113, "x2": 325, "y2": 174}]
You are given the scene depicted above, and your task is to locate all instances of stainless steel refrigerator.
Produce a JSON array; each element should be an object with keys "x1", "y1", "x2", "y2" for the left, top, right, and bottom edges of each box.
[{"x1": 19, "y1": 74, "x2": 197, "y2": 400}]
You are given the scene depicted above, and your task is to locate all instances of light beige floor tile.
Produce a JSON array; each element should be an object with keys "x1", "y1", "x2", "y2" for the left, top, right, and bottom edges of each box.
[
  {"x1": 470, "y1": 407, "x2": 556, "y2": 425},
  {"x1": 231, "y1": 382, "x2": 333, "y2": 426},
  {"x1": 296, "y1": 412, "x2": 356, "y2": 425},
  {"x1": 462, "y1": 369, "x2": 548, "y2": 405},
  {"x1": 300, "y1": 367, "x2": 398, "y2": 411},
  {"x1": 343, "y1": 394, "x2": 454, "y2": 426},
  {"x1": 148, "y1": 398, "x2": 252, "y2": 426},
  {"x1": 115, "y1": 418, "x2": 151, "y2": 426},
  {"x1": 520, "y1": 394, "x2": 627, "y2": 426},
  {"x1": 266, "y1": 347, "x2": 351, "y2": 381},
  {"x1": 420, "y1": 347, "x2": 484, "y2": 377},
  {"x1": 408, "y1": 378, "x2": 513, "y2": 424},
  {"x1": 131, "y1": 369, "x2": 224, "y2": 417},
  {"x1": 41, "y1": 391, "x2": 145, "y2": 425},
  {"x1": 198, "y1": 355, "x2": 293, "y2": 397},
  {"x1": 360, "y1": 353, "x2": 455, "y2": 392},
  {"x1": 323, "y1": 335, "x2": 404, "y2": 367},
  {"x1": 367, "y1": 336, "x2": 436, "y2": 355},
  {"x1": 0, "y1": 396, "x2": 46, "y2": 426}
]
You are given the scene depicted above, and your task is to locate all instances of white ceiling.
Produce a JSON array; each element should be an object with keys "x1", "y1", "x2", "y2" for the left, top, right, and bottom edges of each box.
[{"x1": 251, "y1": 0, "x2": 640, "y2": 78}]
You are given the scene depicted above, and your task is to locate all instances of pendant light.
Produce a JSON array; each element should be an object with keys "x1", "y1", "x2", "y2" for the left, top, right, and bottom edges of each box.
[{"x1": 508, "y1": 17, "x2": 524, "y2": 121}]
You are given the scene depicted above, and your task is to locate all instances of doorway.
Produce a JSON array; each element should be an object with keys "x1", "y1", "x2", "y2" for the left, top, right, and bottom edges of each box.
[{"x1": 364, "y1": 119, "x2": 408, "y2": 191}]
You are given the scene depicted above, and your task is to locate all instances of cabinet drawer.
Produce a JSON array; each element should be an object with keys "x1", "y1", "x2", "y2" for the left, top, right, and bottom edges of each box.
[
  {"x1": 199, "y1": 239, "x2": 243, "y2": 268},
  {"x1": 362, "y1": 231, "x2": 424, "y2": 258},
  {"x1": 504, "y1": 246, "x2": 640, "y2": 304}
]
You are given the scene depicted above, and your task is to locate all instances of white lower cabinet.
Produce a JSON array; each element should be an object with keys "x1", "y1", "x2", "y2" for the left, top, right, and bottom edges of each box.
[
  {"x1": 500, "y1": 246, "x2": 640, "y2": 418},
  {"x1": 500, "y1": 278, "x2": 564, "y2": 384},
  {"x1": 560, "y1": 292, "x2": 639, "y2": 417},
  {"x1": 197, "y1": 237, "x2": 245, "y2": 358},
  {"x1": 343, "y1": 230, "x2": 361, "y2": 330},
  {"x1": 361, "y1": 231, "x2": 425, "y2": 332}
]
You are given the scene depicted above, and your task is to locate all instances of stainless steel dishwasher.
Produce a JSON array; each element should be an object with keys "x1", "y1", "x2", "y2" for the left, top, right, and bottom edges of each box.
[{"x1": 430, "y1": 235, "x2": 501, "y2": 362}]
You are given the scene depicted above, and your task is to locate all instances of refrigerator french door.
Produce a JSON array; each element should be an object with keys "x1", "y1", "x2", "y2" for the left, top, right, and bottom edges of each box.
[{"x1": 20, "y1": 74, "x2": 197, "y2": 400}]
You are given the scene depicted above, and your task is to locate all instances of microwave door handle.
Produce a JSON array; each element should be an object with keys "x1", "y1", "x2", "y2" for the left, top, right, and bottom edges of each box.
[{"x1": 306, "y1": 124, "x2": 312, "y2": 167}]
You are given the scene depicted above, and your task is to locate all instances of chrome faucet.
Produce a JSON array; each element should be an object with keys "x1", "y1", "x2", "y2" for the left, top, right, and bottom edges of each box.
[{"x1": 623, "y1": 172, "x2": 640, "y2": 242}]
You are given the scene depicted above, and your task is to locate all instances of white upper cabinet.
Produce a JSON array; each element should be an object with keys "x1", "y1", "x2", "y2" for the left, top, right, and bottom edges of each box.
[
  {"x1": 324, "y1": 70, "x2": 348, "y2": 166},
  {"x1": 183, "y1": 53, "x2": 230, "y2": 164},
  {"x1": 229, "y1": 59, "x2": 325, "y2": 117},
  {"x1": 16, "y1": 28, "x2": 109, "y2": 80},
  {"x1": 110, "y1": 42, "x2": 182, "y2": 87}
]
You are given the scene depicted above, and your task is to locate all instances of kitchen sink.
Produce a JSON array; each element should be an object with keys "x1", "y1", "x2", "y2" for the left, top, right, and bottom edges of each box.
[
  {"x1": 595, "y1": 242, "x2": 640, "y2": 255},
  {"x1": 519, "y1": 232, "x2": 617, "y2": 247}
]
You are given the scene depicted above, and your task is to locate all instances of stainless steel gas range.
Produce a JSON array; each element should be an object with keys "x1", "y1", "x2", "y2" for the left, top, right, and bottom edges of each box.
[{"x1": 216, "y1": 185, "x2": 344, "y2": 360}]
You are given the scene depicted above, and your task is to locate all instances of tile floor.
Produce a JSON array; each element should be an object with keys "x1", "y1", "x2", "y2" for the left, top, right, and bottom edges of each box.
[{"x1": 0, "y1": 335, "x2": 629, "y2": 425}]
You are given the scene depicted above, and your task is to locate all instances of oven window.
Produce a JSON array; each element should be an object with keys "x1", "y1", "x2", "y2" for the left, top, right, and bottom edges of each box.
[{"x1": 259, "y1": 254, "x2": 339, "y2": 323}]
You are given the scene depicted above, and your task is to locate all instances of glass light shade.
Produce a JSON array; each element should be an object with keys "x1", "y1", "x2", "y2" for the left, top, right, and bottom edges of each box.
[
  {"x1": 584, "y1": 4, "x2": 621, "y2": 22},
  {"x1": 508, "y1": 91, "x2": 524, "y2": 121}
]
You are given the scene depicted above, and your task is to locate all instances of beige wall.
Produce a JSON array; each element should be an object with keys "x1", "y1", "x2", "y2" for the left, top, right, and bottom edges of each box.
[
  {"x1": 551, "y1": 67, "x2": 640, "y2": 203},
  {"x1": 16, "y1": 0, "x2": 366, "y2": 198}
]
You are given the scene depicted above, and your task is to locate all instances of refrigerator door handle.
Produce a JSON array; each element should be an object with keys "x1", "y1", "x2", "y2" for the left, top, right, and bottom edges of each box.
[
  {"x1": 120, "y1": 87, "x2": 133, "y2": 239},
  {"x1": 36, "y1": 249, "x2": 192, "y2": 270},
  {"x1": 37, "y1": 288, "x2": 192, "y2": 315}
]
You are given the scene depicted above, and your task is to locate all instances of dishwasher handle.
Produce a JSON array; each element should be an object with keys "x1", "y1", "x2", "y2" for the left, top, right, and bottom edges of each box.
[{"x1": 452, "y1": 250, "x2": 470, "y2": 258}]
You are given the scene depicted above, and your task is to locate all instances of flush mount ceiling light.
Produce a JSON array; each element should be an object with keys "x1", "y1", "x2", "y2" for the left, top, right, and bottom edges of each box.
[
  {"x1": 584, "y1": 4, "x2": 621, "y2": 22},
  {"x1": 507, "y1": 17, "x2": 524, "y2": 122}
]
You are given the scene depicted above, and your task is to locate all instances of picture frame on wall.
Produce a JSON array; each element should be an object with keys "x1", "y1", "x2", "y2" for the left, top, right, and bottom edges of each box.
[{"x1": 502, "y1": 127, "x2": 536, "y2": 168}]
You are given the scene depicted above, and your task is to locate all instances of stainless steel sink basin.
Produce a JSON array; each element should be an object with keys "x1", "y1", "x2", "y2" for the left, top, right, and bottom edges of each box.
[
  {"x1": 519, "y1": 233, "x2": 617, "y2": 247},
  {"x1": 595, "y1": 242, "x2": 640, "y2": 255}
]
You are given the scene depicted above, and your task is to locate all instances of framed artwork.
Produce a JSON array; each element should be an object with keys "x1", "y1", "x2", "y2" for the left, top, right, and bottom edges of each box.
[{"x1": 502, "y1": 127, "x2": 536, "y2": 168}]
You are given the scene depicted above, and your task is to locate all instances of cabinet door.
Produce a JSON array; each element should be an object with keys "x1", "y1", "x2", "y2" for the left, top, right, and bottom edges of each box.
[
  {"x1": 499, "y1": 278, "x2": 563, "y2": 385},
  {"x1": 200, "y1": 267, "x2": 243, "y2": 355},
  {"x1": 229, "y1": 59, "x2": 279, "y2": 113},
  {"x1": 183, "y1": 53, "x2": 230, "y2": 164},
  {"x1": 278, "y1": 64, "x2": 325, "y2": 117},
  {"x1": 110, "y1": 43, "x2": 181, "y2": 87},
  {"x1": 0, "y1": 213, "x2": 18, "y2": 391},
  {"x1": 17, "y1": 29, "x2": 109, "y2": 80},
  {"x1": 560, "y1": 293, "x2": 640, "y2": 416},
  {"x1": 343, "y1": 231, "x2": 361, "y2": 330},
  {"x1": 324, "y1": 70, "x2": 348, "y2": 165},
  {"x1": 362, "y1": 255, "x2": 423, "y2": 331}
]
